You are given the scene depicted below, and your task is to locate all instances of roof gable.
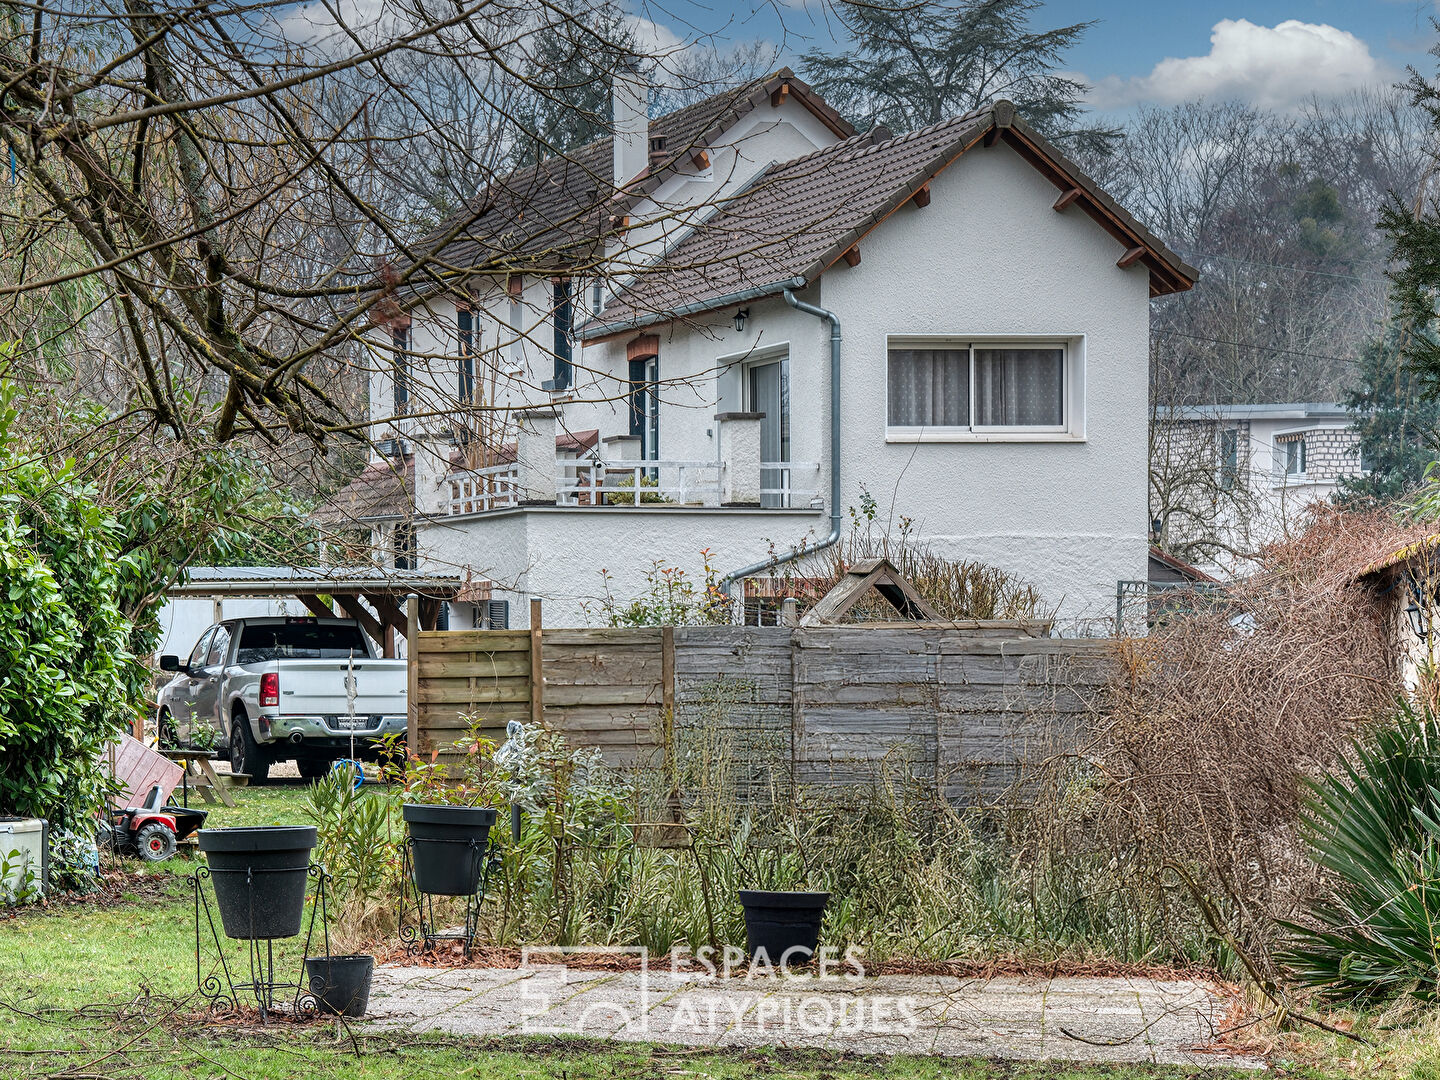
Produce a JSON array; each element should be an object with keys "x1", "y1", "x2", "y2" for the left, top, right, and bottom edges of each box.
[
  {"x1": 579, "y1": 101, "x2": 1197, "y2": 339},
  {"x1": 386, "y1": 69, "x2": 853, "y2": 305}
]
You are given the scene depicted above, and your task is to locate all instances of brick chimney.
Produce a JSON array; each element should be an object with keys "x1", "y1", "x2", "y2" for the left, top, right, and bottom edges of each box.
[{"x1": 612, "y1": 59, "x2": 648, "y2": 189}]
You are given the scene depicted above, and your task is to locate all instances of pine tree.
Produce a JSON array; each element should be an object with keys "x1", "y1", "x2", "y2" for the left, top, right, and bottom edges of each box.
[
  {"x1": 1378, "y1": 29, "x2": 1440, "y2": 399},
  {"x1": 507, "y1": 3, "x2": 639, "y2": 170},
  {"x1": 1334, "y1": 330, "x2": 1440, "y2": 507},
  {"x1": 799, "y1": 0, "x2": 1116, "y2": 152}
]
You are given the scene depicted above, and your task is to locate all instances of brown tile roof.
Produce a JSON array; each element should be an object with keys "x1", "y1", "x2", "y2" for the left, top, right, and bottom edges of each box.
[
  {"x1": 579, "y1": 102, "x2": 1197, "y2": 337},
  {"x1": 1148, "y1": 546, "x2": 1217, "y2": 583},
  {"x1": 385, "y1": 69, "x2": 852, "y2": 305},
  {"x1": 312, "y1": 458, "x2": 412, "y2": 525}
]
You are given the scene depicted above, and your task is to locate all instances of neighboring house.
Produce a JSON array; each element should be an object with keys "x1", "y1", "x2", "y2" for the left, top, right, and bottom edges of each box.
[
  {"x1": 1152, "y1": 403, "x2": 1363, "y2": 576},
  {"x1": 317, "y1": 67, "x2": 1196, "y2": 631}
]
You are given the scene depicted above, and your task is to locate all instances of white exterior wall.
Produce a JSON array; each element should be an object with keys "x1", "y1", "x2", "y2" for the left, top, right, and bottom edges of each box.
[
  {"x1": 419, "y1": 506, "x2": 823, "y2": 628},
  {"x1": 1241, "y1": 418, "x2": 1352, "y2": 545},
  {"x1": 818, "y1": 141, "x2": 1150, "y2": 626},
  {"x1": 155, "y1": 596, "x2": 307, "y2": 657},
  {"x1": 412, "y1": 141, "x2": 1154, "y2": 630}
]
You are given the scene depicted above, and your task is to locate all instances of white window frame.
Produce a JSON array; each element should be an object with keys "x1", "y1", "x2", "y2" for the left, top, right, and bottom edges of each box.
[
  {"x1": 884, "y1": 334, "x2": 1086, "y2": 443},
  {"x1": 1284, "y1": 437, "x2": 1306, "y2": 477},
  {"x1": 1270, "y1": 422, "x2": 1347, "y2": 487}
]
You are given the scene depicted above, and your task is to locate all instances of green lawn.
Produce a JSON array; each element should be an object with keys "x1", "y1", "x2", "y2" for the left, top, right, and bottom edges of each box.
[{"x1": 0, "y1": 782, "x2": 1420, "y2": 1079}]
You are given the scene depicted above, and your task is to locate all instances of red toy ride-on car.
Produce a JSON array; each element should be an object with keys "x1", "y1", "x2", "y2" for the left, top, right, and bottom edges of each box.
[{"x1": 106, "y1": 783, "x2": 208, "y2": 862}]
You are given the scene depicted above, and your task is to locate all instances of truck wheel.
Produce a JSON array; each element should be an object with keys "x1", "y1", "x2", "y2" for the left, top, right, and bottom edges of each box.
[
  {"x1": 297, "y1": 759, "x2": 332, "y2": 780},
  {"x1": 230, "y1": 710, "x2": 270, "y2": 785},
  {"x1": 135, "y1": 822, "x2": 176, "y2": 862}
]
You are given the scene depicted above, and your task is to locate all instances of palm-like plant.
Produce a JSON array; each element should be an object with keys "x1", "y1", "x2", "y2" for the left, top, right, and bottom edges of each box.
[{"x1": 1282, "y1": 703, "x2": 1440, "y2": 1002}]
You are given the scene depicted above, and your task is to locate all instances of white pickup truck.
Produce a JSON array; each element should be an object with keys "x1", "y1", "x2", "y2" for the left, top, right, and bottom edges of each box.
[{"x1": 157, "y1": 617, "x2": 407, "y2": 783}]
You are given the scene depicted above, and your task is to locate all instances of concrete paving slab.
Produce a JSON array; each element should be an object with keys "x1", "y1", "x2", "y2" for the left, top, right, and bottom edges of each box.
[{"x1": 367, "y1": 963, "x2": 1264, "y2": 1069}]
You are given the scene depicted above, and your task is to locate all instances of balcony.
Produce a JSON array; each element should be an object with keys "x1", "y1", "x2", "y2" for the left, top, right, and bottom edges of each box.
[{"x1": 444, "y1": 458, "x2": 819, "y2": 516}]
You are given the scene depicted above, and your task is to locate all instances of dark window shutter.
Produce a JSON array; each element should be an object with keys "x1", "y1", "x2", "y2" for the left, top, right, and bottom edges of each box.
[
  {"x1": 391, "y1": 326, "x2": 409, "y2": 411},
  {"x1": 486, "y1": 599, "x2": 510, "y2": 630},
  {"x1": 553, "y1": 280, "x2": 573, "y2": 389},
  {"x1": 457, "y1": 309, "x2": 474, "y2": 401}
]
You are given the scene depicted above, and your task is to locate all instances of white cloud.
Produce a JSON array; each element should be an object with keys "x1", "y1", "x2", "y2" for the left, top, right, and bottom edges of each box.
[
  {"x1": 626, "y1": 15, "x2": 686, "y2": 60},
  {"x1": 1086, "y1": 19, "x2": 1392, "y2": 110}
]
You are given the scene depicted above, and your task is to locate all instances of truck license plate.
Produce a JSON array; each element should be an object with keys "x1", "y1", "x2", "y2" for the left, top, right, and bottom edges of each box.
[{"x1": 335, "y1": 716, "x2": 369, "y2": 730}]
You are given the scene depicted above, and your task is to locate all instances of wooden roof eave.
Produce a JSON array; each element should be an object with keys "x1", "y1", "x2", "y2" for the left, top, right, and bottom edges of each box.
[
  {"x1": 997, "y1": 122, "x2": 1197, "y2": 297},
  {"x1": 803, "y1": 119, "x2": 992, "y2": 283}
]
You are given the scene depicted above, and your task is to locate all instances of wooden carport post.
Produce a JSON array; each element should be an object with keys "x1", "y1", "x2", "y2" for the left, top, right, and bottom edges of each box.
[{"x1": 406, "y1": 593, "x2": 419, "y2": 752}]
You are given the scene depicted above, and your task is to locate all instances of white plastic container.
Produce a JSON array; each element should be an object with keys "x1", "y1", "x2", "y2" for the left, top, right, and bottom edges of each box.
[{"x1": 0, "y1": 818, "x2": 48, "y2": 900}]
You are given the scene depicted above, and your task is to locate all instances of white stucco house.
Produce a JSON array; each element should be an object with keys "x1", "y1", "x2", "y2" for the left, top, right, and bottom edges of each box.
[
  {"x1": 1152, "y1": 402, "x2": 1363, "y2": 576},
  {"x1": 318, "y1": 67, "x2": 1196, "y2": 632}
]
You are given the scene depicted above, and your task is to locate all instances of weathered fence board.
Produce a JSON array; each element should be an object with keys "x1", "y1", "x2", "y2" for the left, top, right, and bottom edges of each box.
[{"x1": 410, "y1": 620, "x2": 1112, "y2": 804}]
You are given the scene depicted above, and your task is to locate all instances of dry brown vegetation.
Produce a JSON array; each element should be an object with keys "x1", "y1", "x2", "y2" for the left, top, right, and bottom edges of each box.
[{"x1": 1088, "y1": 507, "x2": 1426, "y2": 976}]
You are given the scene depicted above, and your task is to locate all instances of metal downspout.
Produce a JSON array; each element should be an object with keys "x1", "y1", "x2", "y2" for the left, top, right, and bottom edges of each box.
[{"x1": 719, "y1": 287, "x2": 842, "y2": 608}]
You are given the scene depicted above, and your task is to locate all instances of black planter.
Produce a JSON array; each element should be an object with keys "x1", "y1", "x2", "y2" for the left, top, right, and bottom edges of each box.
[
  {"x1": 197, "y1": 826, "x2": 317, "y2": 940},
  {"x1": 304, "y1": 954, "x2": 374, "y2": 1017},
  {"x1": 402, "y1": 804, "x2": 497, "y2": 896},
  {"x1": 738, "y1": 890, "x2": 830, "y2": 963}
]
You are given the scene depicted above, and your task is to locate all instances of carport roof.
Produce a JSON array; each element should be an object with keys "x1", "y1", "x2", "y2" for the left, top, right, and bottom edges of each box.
[{"x1": 169, "y1": 566, "x2": 463, "y2": 597}]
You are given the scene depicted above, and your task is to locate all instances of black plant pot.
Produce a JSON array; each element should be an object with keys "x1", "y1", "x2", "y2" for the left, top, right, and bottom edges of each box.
[
  {"x1": 738, "y1": 890, "x2": 830, "y2": 963},
  {"x1": 402, "y1": 804, "x2": 497, "y2": 896},
  {"x1": 304, "y1": 954, "x2": 375, "y2": 1017},
  {"x1": 197, "y1": 826, "x2": 317, "y2": 940}
]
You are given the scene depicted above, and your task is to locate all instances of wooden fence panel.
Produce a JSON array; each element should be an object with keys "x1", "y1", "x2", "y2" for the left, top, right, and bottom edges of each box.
[
  {"x1": 791, "y1": 627, "x2": 941, "y2": 787},
  {"x1": 409, "y1": 619, "x2": 1116, "y2": 805},
  {"x1": 411, "y1": 628, "x2": 529, "y2": 759},
  {"x1": 673, "y1": 627, "x2": 792, "y2": 799},
  {"x1": 541, "y1": 631, "x2": 665, "y2": 769}
]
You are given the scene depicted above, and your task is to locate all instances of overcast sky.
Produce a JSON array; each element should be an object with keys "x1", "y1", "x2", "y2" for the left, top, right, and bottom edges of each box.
[{"x1": 631, "y1": 0, "x2": 1433, "y2": 113}]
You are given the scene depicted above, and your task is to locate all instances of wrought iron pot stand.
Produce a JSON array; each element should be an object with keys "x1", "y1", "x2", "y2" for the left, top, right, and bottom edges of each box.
[
  {"x1": 191, "y1": 863, "x2": 330, "y2": 1020},
  {"x1": 398, "y1": 836, "x2": 498, "y2": 955}
]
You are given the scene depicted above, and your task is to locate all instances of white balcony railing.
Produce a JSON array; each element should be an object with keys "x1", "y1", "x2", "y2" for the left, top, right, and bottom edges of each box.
[
  {"x1": 559, "y1": 459, "x2": 722, "y2": 507},
  {"x1": 444, "y1": 457, "x2": 820, "y2": 514},
  {"x1": 446, "y1": 462, "x2": 518, "y2": 515},
  {"x1": 761, "y1": 461, "x2": 820, "y2": 509}
]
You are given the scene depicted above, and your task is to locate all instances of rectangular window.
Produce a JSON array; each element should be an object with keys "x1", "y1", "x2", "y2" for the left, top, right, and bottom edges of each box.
[
  {"x1": 457, "y1": 308, "x2": 474, "y2": 402},
  {"x1": 392, "y1": 522, "x2": 416, "y2": 570},
  {"x1": 886, "y1": 341, "x2": 1067, "y2": 432},
  {"x1": 1284, "y1": 437, "x2": 1306, "y2": 476},
  {"x1": 391, "y1": 326, "x2": 410, "y2": 413},
  {"x1": 1219, "y1": 428, "x2": 1239, "y2": 490},
  {"x1": 236, "y1": 623, "x2": 367, "y2": 665},
  {"x1": 507, "y1": 277, "x2": 524, "y2": 372},
  {"x1": 553, "y1": 279, "x2": 573, "y2": 390},
  {"x1": 628, "y1": 355, "x2": 659, "y2": 460}
]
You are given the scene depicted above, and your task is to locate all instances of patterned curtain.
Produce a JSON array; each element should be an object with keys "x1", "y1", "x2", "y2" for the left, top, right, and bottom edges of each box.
[
  {"x1": 887, "y1": 348, "x2": 968, "y2": 426},
  {"x1": 974, "y1": 348, "x2": 1063, "y2": 427}
]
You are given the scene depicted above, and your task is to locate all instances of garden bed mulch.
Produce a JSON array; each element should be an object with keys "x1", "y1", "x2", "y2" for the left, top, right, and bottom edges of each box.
[
  {"x1": 369, "y1": 941, "x2": 1222, "y2": 984},
  {"x1": 0, "y1": 862, "x2": 189, "y2": 917}
]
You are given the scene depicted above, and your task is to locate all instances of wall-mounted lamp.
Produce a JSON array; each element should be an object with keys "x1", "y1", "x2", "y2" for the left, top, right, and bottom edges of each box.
[
  {"x1": 733, "y1": 308, "x2": 749, "y2": 333},
  {"x1": 1407, "y1": 600, "x2": 1430, "y2": 641}
]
